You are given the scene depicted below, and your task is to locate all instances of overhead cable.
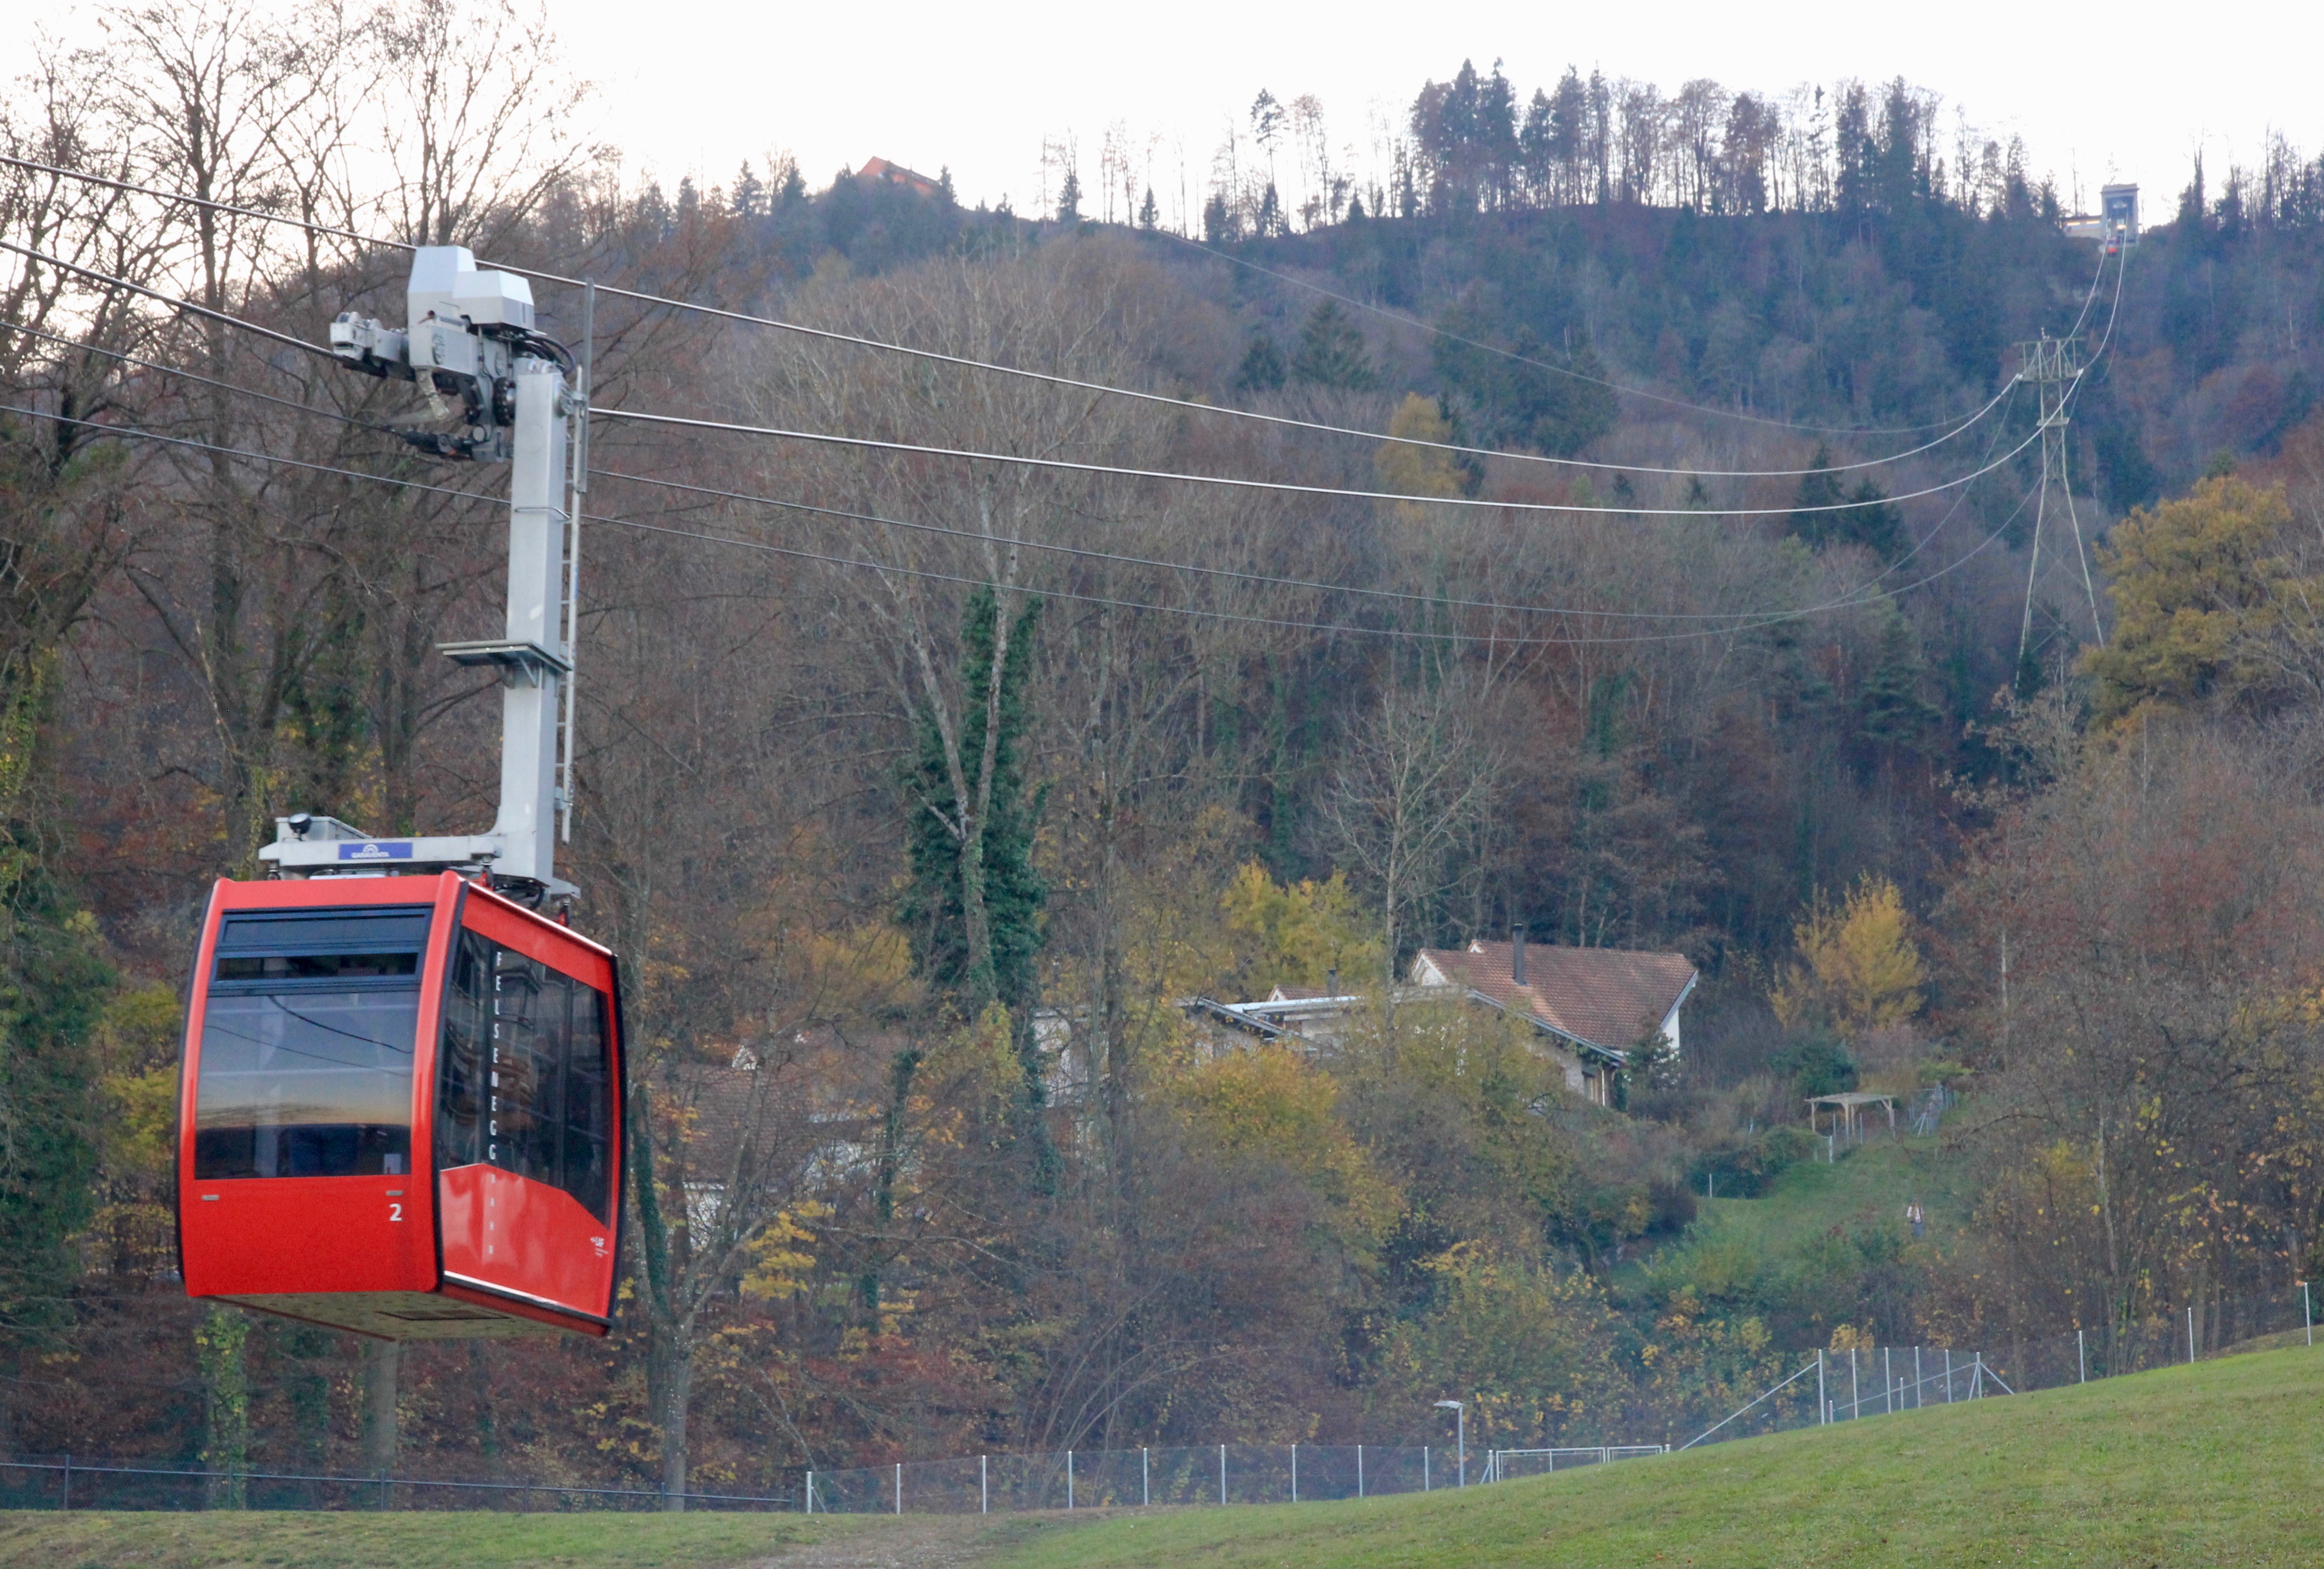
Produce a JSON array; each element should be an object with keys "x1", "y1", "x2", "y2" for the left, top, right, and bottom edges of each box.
[
  {"x1": 0, "y1": 400, "x2": 498, "y2": 505},
  {"x1": 594, "y1": 471, "x2": 2044, "y2": 647},
  {"x1": 7, "y1": 319, "x2": 402, "y2": 435},
  {"x1": 0, "y1": 237, "x2": 2042, "y2": 522},
  {"x1": 595, "y1": 466, "x2": 1802, "y2": 624},
  {"x1": 592, "y1": 400, "x2": 2049, "y2": 520},
  {"x1": 7, "y1": 150, "x2": 2030, "y2": 482},
  {"x1": 3, "y1": 398, "x2": 2033, "y2": 648},
  {"x1": 2, "y1": 316, "x2": 2001, "y2": 630},
  {"x1": 0, "y1": 235, "x2": 346, "y2": 365}
]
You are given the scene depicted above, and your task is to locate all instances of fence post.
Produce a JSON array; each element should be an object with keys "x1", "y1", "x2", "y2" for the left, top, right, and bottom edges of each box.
[
  {"x1": 981, "y1": 1454, "x2": 988, "y2": 1515},
  {"x1": 1424, "y1": 1445, "x2": 1430, "y2": 1491},
  {"x1": 1816, "y1": 1350, "x2": 1826, "y2": 1425},
  {"x1": 1141, "y1": 1447, "x2": 1148, "y2": 1509},
  {"x1": 1885, "y1": 1348, "x2": 1893, "y2": 1416},
  {"x1": 2187, "y1": 1305, "x2": 2196, "y2": 1365},
  {"x1": 1944, "y1": 1349, "x2": 1952, "y2": 1403},
  {"x1": 1067, "y1": 1450, "x2": 1074, "y2": 1511},
  {"x1": 1915, "y1": 1347, "x2": 1923, "y2": 1407},
  {"x1": 1357, "y1": 1443, "x2": 1364, "y2": 1499},
  {"x1": 806, "y1": 1470, "x2": 813, "y2": 1514},
  {"x1": 894, "y1": 1461, "x2": 902, "y2": 1516},
  {"x1": 60, "y1": 1454, "x2": 69, "y2": 1512},
  {"x1": 1289, "y1": 1443, "x2": 1297, "y2": 1503},
  {"x1": 1219, "y1": 1444, "x2": 1226, "y2": 1507},
  {"x1": 2305, "y1": 1281, "x2": 2313, "y2": 1348},
  {"x1": 2078, "y1": 1329, "x2": 2086, "y2": 1384}
]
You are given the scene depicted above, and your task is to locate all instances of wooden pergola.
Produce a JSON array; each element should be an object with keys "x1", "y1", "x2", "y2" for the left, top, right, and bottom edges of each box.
[{"x1": 1805, "y1": 1091, "x2": 1899, "y2": 1145}]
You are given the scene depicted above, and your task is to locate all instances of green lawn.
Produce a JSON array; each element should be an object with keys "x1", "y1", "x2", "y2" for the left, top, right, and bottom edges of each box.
[
  {"x1": 994, "y1": 1343, "x2": 2324, "y2": 1569},
  {"x1": 0, "y1": 1508, "x2": 883, "y2": 1569},
  {"x1": 1695, "y1": 1125, "x2": 1977, "y2": 1256},
  {"x1": 16, "y1": 1342, "x2": 2318, "y2": 1567}
]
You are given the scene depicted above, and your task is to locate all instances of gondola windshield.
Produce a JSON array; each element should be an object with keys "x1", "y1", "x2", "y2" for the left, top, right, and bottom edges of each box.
[{"x1": 194, "y1": 907, "x2": 432, "y2": 1180}]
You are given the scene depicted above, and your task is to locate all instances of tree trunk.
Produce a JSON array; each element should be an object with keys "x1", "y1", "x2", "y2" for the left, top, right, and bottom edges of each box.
[
  {"x1": 364, "y1": 1338, "x2": 401, "y2": 1495},
  {"x1": 195, "y1": 1306, "x2": 250, "y2": 1510},
  {"x1": 651, "y1": 1325, "x2": 696, "y2": 1510}
]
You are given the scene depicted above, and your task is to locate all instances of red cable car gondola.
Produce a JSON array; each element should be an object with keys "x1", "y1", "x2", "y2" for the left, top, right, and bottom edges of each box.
[
  {"x1": 179, "y1": 246, "x2": 617, "y2": 1340},
  {"x1": 178, "y1": 871, "x2": 623, "y2": 1338}
]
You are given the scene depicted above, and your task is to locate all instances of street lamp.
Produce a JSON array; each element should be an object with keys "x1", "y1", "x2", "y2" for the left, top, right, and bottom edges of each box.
[{"x1": 1434, "y1": 1400, "x2": 1465, "y2": 1487}]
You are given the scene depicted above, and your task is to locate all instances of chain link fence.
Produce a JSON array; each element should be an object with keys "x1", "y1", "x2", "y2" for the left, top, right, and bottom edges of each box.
[
  {"x1": 804, "y1": 1441, "x2": 1527, "y2": 1515},
  {"x1": 5, "y1": 1283, "x2": 2310, "y2": 1514}
]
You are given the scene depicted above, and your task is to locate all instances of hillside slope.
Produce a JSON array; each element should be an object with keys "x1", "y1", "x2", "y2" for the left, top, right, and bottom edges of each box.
[{"x1": 998, "y1": 1343, "x2": 2324, "y2": 1568}]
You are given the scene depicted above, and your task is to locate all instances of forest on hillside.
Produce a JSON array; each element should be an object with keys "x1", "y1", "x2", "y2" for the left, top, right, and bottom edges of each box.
[{"x1": 5, "y1": 0, "x2": 2324, "y2": 1506}]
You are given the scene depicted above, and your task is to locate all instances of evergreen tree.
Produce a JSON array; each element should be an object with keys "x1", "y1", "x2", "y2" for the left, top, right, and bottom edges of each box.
[
  {"x1": 1057, "y1": 168, "x2": 1081, "y2": 223},
  {"x1": 1138, "y1": 186, "x2": 1158, "y2": 229},
  {"x1": 1291, "y1": 300, "x2": 1379, "y2": 390},
  {"x1": 1788, "y1": 444, "x2": 1847, "y2": 545},
  {"x1": 1234, "y1": 330, "x2": 1288, "y2": 392},
  {"x1": 1857, "y1": 612, "x2": 1940, "y2": 754},
  {"x1": 1840, "y1": 477, "x2": 1906, "y2": 559},
  {"x1": 1257, "y1": 182, "x2": 1282, "y2": 236},
  {"x1": 1432, "y1": 317, "x2": 1615, "y2": 455},
  {"x1": 1203, "y1": 190, "x2": 1235, "y2": 243},
  {"x1": 731, "y1": 160, "x2": 763, "y2": 219}
]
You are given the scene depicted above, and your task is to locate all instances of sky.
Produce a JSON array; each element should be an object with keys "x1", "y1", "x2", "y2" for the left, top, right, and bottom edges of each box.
[{"x1": 543, "y1": 0, "x2": 2318, "y2": 222}]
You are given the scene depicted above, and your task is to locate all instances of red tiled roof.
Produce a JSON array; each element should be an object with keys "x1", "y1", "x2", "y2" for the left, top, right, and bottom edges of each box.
[
  {"x1": 855, "y1": 157, "x2": 939, "y2": 196},
  {"x1": 1414, "y1": 941, "x2": 1695, "y2": 1052}
]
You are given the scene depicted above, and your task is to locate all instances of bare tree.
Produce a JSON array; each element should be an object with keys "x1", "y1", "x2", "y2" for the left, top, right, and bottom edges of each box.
[{"x1": 1321, "y1": 667, "x2": 1511, "y2": 979}]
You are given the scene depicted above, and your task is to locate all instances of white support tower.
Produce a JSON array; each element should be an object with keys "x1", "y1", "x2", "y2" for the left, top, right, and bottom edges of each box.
[
  {"x1": 262, "y1": 246, "x2": 581, "y2": 904},
  {"x1": 2014, "y1": 332, "x2": 2102, "y2": 671}
]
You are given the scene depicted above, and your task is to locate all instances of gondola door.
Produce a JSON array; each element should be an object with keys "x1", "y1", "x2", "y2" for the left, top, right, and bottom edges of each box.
[{"x1": 430, "y1": 885, "x2": 623, "y2": 1334}]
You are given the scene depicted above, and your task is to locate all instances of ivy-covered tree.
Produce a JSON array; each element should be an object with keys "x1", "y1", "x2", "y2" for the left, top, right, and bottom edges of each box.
[{"x1": 899, "y1": 585, "x2": 1050, "y2": 1080}]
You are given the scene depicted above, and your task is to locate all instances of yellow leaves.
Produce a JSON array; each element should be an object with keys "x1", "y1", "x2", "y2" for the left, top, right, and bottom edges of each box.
[
  {"x1": 740, "y1": 1202, "x2": 832, "y2": 1300},
  {"x1": 1829, "y1": 1322, "x2": 1871, "y2": 1352},
  {"x1": 1219, "y1": 861, "x2": 1382, "y2": 995},
  {"x1": 2083, "y1": 476, "x2": 2307, "y2": 722},
  {"x1": 798, "y1": 920, "x2": 922, "y2": 1022},
  {"x1": 1376, "y1": 1241, "x2": 1624, "y2": 1434},
  {"x1": 1375, "y1": 394, "x2": 1469, "y2": 516},
  {"x1": 92, "y1": 982, "x2": 183, "y2": 1198},
  {"x1": 928, "y1": 1001, "x2": 1024, "y2": 1109},
  {"x1": 1169, "y1": 1045, "x2": 1402, "y2": 1245},
  {"x1": 1770, "y1": 875, "x2": 1923, "y2": 1036}
]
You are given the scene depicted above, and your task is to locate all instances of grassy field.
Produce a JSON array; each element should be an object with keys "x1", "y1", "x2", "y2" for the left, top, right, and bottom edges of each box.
[
  {"x1": 994, "y1": 1342, "x2": 2324, "y2": 1569},
  {"x1": 10, "y1": 1340, "x2": 2317, "y2": 1567},
  {"x1": 0, "y1": 1508, "x2": 895, "y2": 1569},
  {"x1": 1693, "y1": 1125, "x2": 1977, "y2": 1256}
]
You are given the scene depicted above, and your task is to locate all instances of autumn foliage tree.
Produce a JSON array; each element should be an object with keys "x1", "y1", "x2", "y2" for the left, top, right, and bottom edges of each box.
[
  {"x1": 1770, "y1": 875, "x2": 1926, "y2": 1037},
  {"x1": 2081, "y1": 476, "x2": 2324, "y2": 721}
]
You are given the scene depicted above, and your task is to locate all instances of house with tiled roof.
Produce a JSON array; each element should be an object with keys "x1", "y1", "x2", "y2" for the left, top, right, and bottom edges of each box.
[
  {"x1": 1410, "y1": 931, "x2": 1697, "y2": 1105},
  {"x1": 852, "y1": 157, "x2": 941, "y2": 197}
]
